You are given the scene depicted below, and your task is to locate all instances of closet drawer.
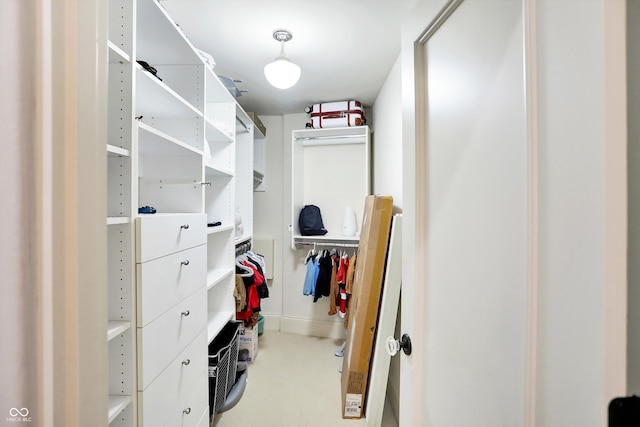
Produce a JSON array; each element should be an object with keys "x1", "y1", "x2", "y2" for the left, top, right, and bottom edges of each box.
[
  {"x1": 137, "y1": 244, "x2": 206, "y2": 327},
  {"x1": 136, "y1": 214, "x2": 206, "y2": 262},
  {"x1": 161, "y1": 371, "x2": 209, "y2": 427},
  {"x1": 195, "y1": 406, "x2": 209, "y2": 427},
  {"x1": 138, "y1": 330, "x2": 207, "y2": 426},
  {"x1": 138, "y1": 288, "x2": 206, "y2": 388}
]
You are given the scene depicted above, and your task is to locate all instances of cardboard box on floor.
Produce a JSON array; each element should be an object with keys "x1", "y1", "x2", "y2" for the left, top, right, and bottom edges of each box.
[
  {"x1": 341, "y1": 195, "x2": 394, "y2": 419},
  {"x1": 239, "y1": 324, "x2": 258, "y2": 363}
]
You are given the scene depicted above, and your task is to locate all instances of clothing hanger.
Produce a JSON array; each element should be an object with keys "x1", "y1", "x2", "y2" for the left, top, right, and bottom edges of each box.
[{"x1": 235, "y1": 254, "x2": 253, "y2": 277}]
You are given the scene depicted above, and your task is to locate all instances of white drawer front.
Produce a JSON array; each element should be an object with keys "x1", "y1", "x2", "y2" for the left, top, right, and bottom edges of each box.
[
  {"x1": 177, "y1": 373, "x2": 209, "y2": 427},
  {"x1": 137, "y1": 245, "x2": 206, "y2": 327},
  {"x1": 194, "y1": 406, "x2": 209, "y2": 427},
  {"x1": 138, "y1": 288, "x2": 206, "y2": 388},
  {"x1": 136, "y1": 214, "x2": 206, "y2": 262},
  {"x1": 138, "y1": 330, "x2": 207, "y2": 427},
  {"x1": 157, "y1": 370, "x2": 208, "y2": 427}
]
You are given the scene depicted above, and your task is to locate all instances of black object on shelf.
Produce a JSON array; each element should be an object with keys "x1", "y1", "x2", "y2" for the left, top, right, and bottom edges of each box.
[
  {"x1": 137, "y1": 60, "x2": 162, "y2": 81},
  {"x1": 208, "y1": 221, "x2": 222, "y2": 227},
  {"x1": 138, "y1": 206, "x2": 156, "y2": 214}
]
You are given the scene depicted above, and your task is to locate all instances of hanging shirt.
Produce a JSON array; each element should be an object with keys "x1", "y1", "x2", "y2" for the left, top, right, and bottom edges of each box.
[
  {"x1": 314, "y1": 250, "x2": 332, "y2": 302},
  {"x1": 337, "y1": 253, "x2": 349, "y2": 285},
  {"x1": 328, "y1": 252, "x2": 339, "y2": 315},
  {"x1": 345, "y1": 254, "x2": 357, "y2": 295},
  {"x1": 303, "y1": 251, "x2": 317, "y2": 296}
]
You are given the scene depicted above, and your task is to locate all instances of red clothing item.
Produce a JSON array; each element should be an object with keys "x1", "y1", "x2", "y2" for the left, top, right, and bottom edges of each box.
[{"x1": 337, "y1": 254, "x2": 349, "y2": 284}]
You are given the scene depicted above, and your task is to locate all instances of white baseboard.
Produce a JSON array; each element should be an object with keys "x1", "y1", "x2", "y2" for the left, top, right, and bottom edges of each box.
[{"x1": 266, "y1": 315, "x2": 347, "y2": 340}]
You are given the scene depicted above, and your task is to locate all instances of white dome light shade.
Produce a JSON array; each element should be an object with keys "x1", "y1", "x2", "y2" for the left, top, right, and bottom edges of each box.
[
  {"x1": 264, "y1": 56, "x2": 301, "y2": 89},
  {"x1": 264, "y1": 29, "x2": 301, "y2": 89}
]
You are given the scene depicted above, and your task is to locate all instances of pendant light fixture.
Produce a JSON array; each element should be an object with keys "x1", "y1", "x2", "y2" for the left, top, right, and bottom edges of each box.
[{"x1": 264, "y1": 29, "x2": 301, "y2": 89}]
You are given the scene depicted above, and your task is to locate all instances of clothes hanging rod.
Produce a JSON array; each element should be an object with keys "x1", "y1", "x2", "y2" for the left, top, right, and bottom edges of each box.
[
  {"x1": 296, "y1": 134, "x2": 366, "y2": 146},
  {"x1": 296, "y1": 241, "x2": 359, "y2": 248}
]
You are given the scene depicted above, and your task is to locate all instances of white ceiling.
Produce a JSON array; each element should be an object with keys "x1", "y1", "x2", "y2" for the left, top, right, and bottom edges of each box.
[{"x1": 160, "y1": 0, "x2": 418, "y2": 115}]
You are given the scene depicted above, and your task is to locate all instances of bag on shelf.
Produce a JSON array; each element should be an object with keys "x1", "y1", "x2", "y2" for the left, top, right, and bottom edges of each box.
[
  {"x1": 298, "y1": 205, "x2": 328, "y2": 236},
  {"x1": 305, "y1": 100, "x2": 366, "y2": 128}
]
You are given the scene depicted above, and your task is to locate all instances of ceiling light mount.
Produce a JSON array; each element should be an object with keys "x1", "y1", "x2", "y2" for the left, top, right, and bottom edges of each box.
[
  {"x1": 273, "y1": 29, "x2": 293, "y2": 43},
  {"x1": 264, "y1": 28, "x2": 301, "y2": 90}
]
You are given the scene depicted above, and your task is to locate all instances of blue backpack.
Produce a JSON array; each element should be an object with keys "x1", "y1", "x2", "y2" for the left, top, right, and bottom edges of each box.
[{"x1": 298, "y1": 205, "x2": 328, "y2": 236}]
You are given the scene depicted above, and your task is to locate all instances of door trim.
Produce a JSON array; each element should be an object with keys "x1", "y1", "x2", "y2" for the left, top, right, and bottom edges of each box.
[{"x1": 523, "y1": 1, "x2": 539, "y2": 426}]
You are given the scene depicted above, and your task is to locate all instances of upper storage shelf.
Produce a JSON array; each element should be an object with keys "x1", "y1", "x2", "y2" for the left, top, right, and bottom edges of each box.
[
  {"x1": 291, "y1": 126, "x2": 371, "y2": 249},
  {"x1": 136, "y1": 0, "x2": 201, "y2": 66}
]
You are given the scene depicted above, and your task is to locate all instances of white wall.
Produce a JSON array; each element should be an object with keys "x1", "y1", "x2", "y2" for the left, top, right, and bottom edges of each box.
[
  {"x1": 372, "y1": 56, "x2": 404, "y2": 208},
  {"x1": 627, "y1": 0, "x2": 640, "y2": 395}
]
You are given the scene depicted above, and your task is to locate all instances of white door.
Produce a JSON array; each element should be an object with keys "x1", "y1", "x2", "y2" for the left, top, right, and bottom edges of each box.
[{"x1": 401, "y1": 0, "x2": 529, "y2": 425}]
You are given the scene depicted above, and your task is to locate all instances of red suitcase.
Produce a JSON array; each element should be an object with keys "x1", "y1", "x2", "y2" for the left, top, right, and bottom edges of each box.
[{"x1": 305, "y1": 101, "x2": 367, "y2": 128}]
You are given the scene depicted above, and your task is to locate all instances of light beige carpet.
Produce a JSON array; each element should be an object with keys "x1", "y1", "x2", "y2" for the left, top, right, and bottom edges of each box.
[{"x1": 211, "y1": 330, "x2": 397, "y2": 427}]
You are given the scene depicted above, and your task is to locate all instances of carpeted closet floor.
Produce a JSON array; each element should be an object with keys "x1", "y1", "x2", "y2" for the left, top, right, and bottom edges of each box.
[{"x1": 211, "y1": 329, "x2": 398, "y2": 427}]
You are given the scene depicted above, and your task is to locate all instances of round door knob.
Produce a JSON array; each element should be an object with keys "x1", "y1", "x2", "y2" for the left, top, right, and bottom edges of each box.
[
  {"x1": 181, "y1": 310, "x2": 190, "y2": 317},
  {"x1": 386, "y1": 334, "x2": 412, "y2": 356},
  {"x1": 182, "y1": 359, "x2": 191, "y2": 366},
  {"x1": 180, "y1": 224, "x2": 190, "y2": 230},
  {"x1": 181, "y1": 260, "x2": 190, "y2": 266},
  {"x1": 183, "y1": 407, "x2": 191, "y2": 415}
]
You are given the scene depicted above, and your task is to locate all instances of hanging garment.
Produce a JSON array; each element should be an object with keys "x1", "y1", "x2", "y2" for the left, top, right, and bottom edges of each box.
[
  {"x1": 234, "y1": 274, "x2": 247, "y2": 312},
  {"x1": 345, "y1": 254, "x2": 357, "y2": 295},
  {"x1": 314, "y1": 250, "x2": 332, "y2": 302},
  {"x1": 337, "y1": 252, "x2": 349, "y2": 285},
  {"x1": 303, "y1": 250, "x2": 317, "y2": 296},
  {"x1": 243, "y1": 259, "x2": 268, "y2": 299},
  {"x1": 328, "y1": 250, "x2": 339, "y2": 315}
]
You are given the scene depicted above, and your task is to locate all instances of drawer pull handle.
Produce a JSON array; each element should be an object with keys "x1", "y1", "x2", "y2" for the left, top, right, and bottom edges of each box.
[
  {"x1": 181, "y1": 310, "x2": 190, "y2": 317},
  {"x1": 183, "y1": 407, "x2": 191, "y2": 415},
  {"x1": 180, "y1": 224, "x2": 190, "y2": 230},
  {"x1": 181, "y1": 260, "x2": 190, "y2": 266},
  {"x1": 182, "y1": 359, "x2": 191, "y2": 366}
]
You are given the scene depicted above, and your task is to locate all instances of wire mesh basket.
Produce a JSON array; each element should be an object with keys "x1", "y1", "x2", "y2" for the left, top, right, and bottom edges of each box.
[{"x1": 208, "y1": 321, "x2": 240, "y2": 416}]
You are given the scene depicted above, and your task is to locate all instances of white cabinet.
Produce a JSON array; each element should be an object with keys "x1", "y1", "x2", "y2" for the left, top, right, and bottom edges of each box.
[
  {"x1": 105, "y1": 0, "x2": 256, "y2": 425},
  {"x1": 107, "y1": 0, "x2": 136, "y2": 425},
  {"x1": 291, "y1": 126, "x2": 371, "y2": 249}
]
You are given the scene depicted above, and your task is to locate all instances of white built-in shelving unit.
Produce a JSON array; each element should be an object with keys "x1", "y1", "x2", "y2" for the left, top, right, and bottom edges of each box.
[
  {"x1": 291, "y1": 126, "x2": 371, "y2": 249},
  {"x1": 105, "y1": 0, "x2": 263, "y2": 425}
]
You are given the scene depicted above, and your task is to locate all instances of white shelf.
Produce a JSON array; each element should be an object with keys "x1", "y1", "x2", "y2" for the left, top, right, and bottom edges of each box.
[
  {"x1": 207, "y1": 268, "x2": 234, "y2": 290},
  {"x1": 136, "y1": 0, "x2": 201, "y2": 66},
  {"x1": 207, "y1": 224, "x2": 234, "y2": 235},
  {"x1": 205, "y1": 163, "x2": 233, "y2": 177},
  {"x1": 292, "y1": 126, "x2": 370, "y2": 250},
  {"x1": 107, "y1": 144, "x2": 130, "y2": 157},
  {"x1": 205, "y1": 117, "x2": 234, "y2": 143},
  {"x1": 137, "y1": 122, "x2": 202, "y2": 157},
  {"x1": 205, "y1": 67, "x2": 233, "y2": 103},
  {"x1": 108, "y1": 321, "x2": 132, "y2": 341},
  {"x1": 207, "y1": 310, "x2": 234, "y2": 343},
  {"x1": 107, "y1": 217, "x2": 131, "y2": 226},
  {"x1": 135, "y1": 65, "x2": 202, "y2": 119},
  {"x1": 108, "y1": 40, "x2": 130, "y2": 64},
  {"x1": 108, "y1": 395, "x2": 132, "y2": 423}
]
